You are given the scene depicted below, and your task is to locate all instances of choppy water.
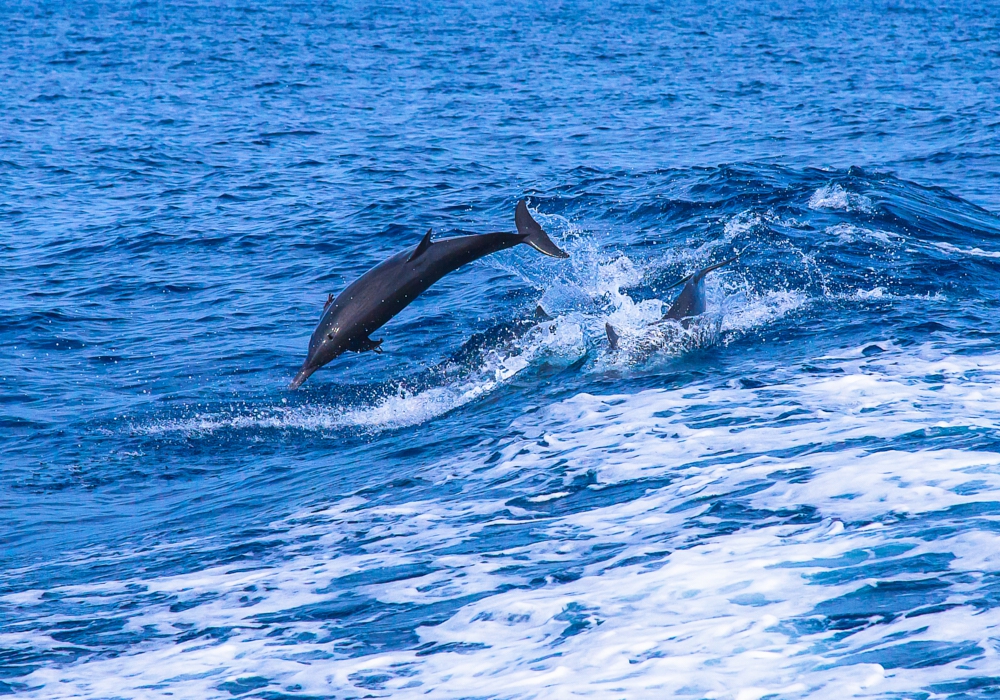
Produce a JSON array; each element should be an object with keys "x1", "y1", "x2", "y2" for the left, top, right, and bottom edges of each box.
[{"x1": 4, "y1": 2, "x2": 1000, "y2": 698}]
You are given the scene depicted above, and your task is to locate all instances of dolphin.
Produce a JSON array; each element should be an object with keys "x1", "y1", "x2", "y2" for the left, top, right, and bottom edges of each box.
[
  {"x1": 289, "y1": 200, "x2": 569, "y2": 389},
  {"x1": 657, "y1": 256, "x2": 737, "y2": 324},
  {"x1": 606, "y1": 256, "x2": 736, "y2": 351}
]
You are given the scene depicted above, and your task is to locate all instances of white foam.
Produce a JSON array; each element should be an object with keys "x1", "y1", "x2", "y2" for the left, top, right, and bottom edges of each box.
[
  {"x1": 604, "y1": 281, "x2": 807, "y2": 365},
  {"x1": 137, "y1": 322, "x2": 588, "y2": 435},
  {"x1": 18, "y1": 341, "x2": 1000, "y2": 698},
  {"x1": 822, "y1": 222, "x2": 900, "y2": 246},
  {"x1": 808, "y1": 183, "x2": 874, "y2": 213},
  {"x1": 929, "y1": 239, "x2": 1000, "y2": 259}
]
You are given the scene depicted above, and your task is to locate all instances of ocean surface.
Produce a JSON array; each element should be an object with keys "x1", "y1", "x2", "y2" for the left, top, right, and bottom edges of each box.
[{"x1": 4, "y1": 1, "x2": 1000, "y2": 698}]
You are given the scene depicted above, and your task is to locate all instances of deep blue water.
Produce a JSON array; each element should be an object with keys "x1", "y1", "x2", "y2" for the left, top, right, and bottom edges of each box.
[{"x1": 4, "y1": 2, "x2": 1000, "y2": 698}]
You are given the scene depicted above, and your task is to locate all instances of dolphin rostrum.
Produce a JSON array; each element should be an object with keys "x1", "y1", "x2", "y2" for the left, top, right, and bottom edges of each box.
[
  {"x1": 606, "y1": 256, "x2": 736, "y2": 351},
  {"x1": 289, "y1": 200, "x2": 569, "y2": 389}
]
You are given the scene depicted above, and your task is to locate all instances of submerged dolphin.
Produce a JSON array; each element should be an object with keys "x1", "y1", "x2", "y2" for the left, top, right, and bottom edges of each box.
[
  {"x1": 289, "y1": 200, "x2": 569, "y2": 389},
  {"x1": 606, "y1": 256, "x2": 736, "y2": 351}
]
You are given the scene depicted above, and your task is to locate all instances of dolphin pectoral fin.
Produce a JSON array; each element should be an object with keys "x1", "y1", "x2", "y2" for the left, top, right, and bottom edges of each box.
[
  {"x1": 350, "y1": 336, "x2": 384, "y2": 353},
  {"x1": 605, "y1": 323, "x2": 620, "y2": 351},
  {"x1": 515, "y1": 200, "x2": 570, "y2": 259},
  {"x1": 407, "y1": 229, "x2": 434, "y2": 262}
]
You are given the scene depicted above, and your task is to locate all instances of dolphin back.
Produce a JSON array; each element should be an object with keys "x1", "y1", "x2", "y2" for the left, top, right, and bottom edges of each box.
[{"x1": 515, "y1": 200, "x2": 569, "y2": 258}]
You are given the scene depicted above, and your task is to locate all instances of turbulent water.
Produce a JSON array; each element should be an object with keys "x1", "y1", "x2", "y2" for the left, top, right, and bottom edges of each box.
[{"x1": 4, "y1": 2, "x2": 1000, "y2": 698}]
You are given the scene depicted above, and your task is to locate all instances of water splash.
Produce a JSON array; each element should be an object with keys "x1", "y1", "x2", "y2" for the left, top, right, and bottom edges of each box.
[{"x1": 808, "y1": 183, "x2": 874, "y2": 213}]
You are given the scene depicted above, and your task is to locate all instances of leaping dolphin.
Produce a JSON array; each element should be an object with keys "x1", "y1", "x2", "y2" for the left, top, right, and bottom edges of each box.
[
  {"x1": 289, "y1": 200, "x2": 569, "y2": 389},
  {"x1": 606, "y1": 256, "x2": 736, "y2": 351}
]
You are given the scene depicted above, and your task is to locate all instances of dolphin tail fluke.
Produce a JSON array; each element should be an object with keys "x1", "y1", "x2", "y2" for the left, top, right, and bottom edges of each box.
[
  {"x1": 605, "y1": 323, "x2": 620, "y2": 351},
  {"x1": 515, "y1": 200, "x2": 569, "y2": 259}
]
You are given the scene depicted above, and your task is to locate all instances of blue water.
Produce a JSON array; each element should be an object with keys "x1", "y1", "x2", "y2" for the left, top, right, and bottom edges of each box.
[{"x1": 4, "y1": 1, "x2": 1000, "y2": 697}]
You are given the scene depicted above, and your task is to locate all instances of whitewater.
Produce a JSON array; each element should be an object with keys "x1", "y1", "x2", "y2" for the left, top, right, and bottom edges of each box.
[{"x1": 4, "y1": 1, "x2": 1000, "y2": 699}]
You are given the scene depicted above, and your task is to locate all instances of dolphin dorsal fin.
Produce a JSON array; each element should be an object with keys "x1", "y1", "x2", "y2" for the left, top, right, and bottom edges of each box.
[
  {"x1": 408, "y1": 229, "x2": 434, "y2": 262},
  {"x1": 605, "y1": 323, "x2": 620, "y2": 351}
]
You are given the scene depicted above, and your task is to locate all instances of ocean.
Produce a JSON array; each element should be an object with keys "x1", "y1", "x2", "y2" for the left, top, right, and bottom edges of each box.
[{"x1": 3, "y1": 1, "x2": 1000, "y2": 697}]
